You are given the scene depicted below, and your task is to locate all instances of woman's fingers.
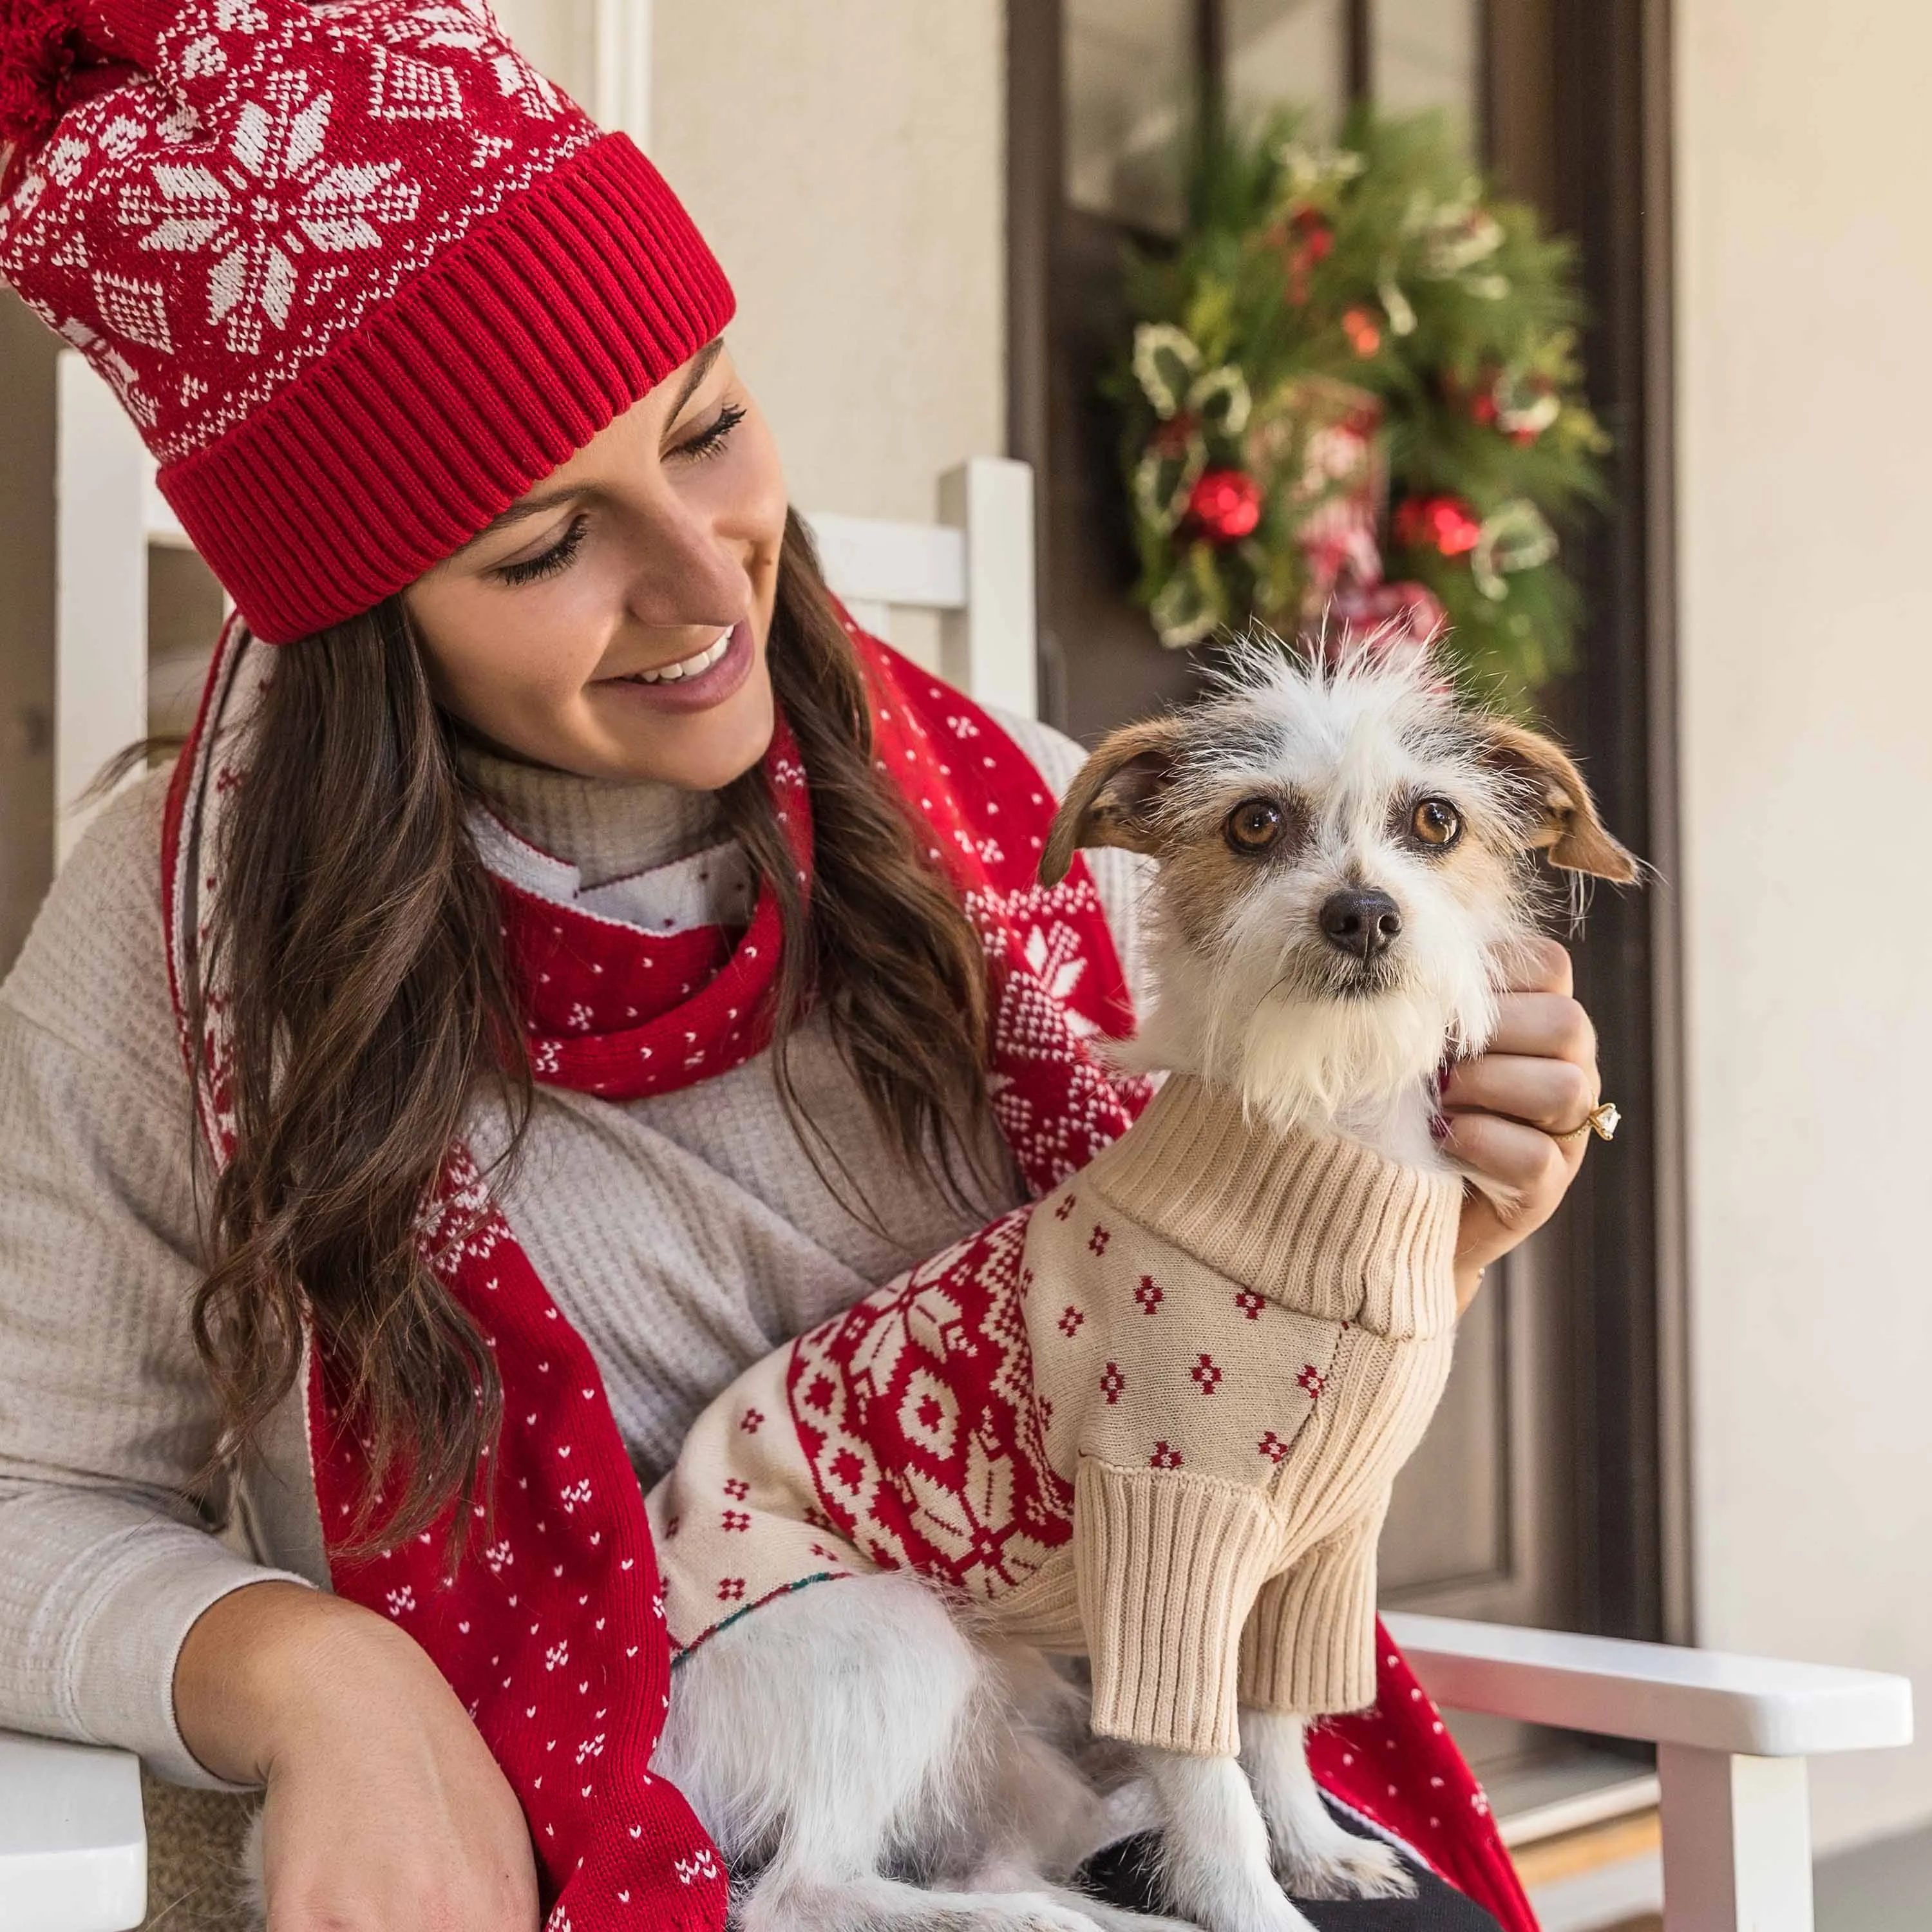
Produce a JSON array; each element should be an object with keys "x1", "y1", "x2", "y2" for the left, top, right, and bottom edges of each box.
[
  {"x1": 1471, "y1": 989, "x2": 1597, "y2": 1067},
  {"x1": 1503, "y1": 934, "x2": 1575, "y2": 998},
  {"x1": 1439, "y1": 1052, "x2": 1597, "y2": 1135},
  {"x1": 1439, "y1": 1108, "x2": 1571, "y2": 1213},
  {"x1": 1445, "y1": 947, "x2": 1600, "y2": 1282}
]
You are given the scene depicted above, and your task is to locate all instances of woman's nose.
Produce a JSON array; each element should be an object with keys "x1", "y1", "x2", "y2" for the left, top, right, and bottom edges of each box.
[{"x1": 622, "y1": 497, "x2": 750, "y2": 627}]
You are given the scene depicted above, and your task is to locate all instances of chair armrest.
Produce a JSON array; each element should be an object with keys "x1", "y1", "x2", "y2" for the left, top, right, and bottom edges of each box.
[
  {"x1": 0, "y1": 1730, "x2": 146, "y2": 1932},
  {"x1": 1383, "y1": 1611, "x2": 1914, "y2": 1757},
  {"x1": 1387, "y1": 1615, "x2": 1915, "y2": 1928}
]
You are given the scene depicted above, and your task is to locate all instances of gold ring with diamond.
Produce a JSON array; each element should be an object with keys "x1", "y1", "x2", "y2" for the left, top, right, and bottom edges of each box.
[{"x1": 1555, "y1": 1101, "x2": 1620, "y2": 1143}]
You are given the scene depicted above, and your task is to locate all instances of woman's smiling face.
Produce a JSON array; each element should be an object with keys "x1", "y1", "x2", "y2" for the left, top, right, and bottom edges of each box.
[{"x1": 404, "y1": 339, "x2": 786, "y2": 790}]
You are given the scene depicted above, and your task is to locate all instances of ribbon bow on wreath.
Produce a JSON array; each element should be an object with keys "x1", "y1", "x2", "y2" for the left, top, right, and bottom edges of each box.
[
  {"x1": 1128, "y1": 323, "x2": 1264, "y2": 649},
  {"x1": 1131, "y1": 325, "x2": 1254, "y2": 535}
]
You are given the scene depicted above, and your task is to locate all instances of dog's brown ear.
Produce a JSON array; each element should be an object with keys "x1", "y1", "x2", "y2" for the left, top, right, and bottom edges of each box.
[
  {"x1": 1477, "y1": 719, "x2": 1641, "y2": 883},
  {"x1": 1039, "y1": 717, "x2": 1187, "y2": 886}
]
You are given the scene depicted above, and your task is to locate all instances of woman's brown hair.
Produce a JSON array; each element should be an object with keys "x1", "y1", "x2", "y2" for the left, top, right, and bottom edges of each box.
[{"x1": 193, "y1": 513, "x2": 992, "y2": 1549}]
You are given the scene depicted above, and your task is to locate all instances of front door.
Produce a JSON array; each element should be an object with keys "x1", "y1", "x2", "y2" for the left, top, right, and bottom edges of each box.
[{"x1": 1009, "y1": 0, "x2": 1684, "y2": 1777}]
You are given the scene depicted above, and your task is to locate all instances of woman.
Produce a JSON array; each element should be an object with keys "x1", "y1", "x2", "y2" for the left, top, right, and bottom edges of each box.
[{"x1": 0, "y1": 5, "x2": 1602, "y2": 1929}]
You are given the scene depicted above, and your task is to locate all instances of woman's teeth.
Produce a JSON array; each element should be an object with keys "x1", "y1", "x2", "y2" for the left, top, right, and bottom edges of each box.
[{"x1": 634, "y1": 629, "x2": 734, "y2": 683}]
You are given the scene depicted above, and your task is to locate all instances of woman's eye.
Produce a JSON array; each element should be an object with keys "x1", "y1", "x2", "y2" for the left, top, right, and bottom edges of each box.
[
  {"x1": 672, "y1": 401, "x2": 747, "y2": 463},
  {"x1": 1412, "y1": 797, "x2": 1462, "y2": 848},
  {"x1": 1224, "y1": 798, "x2": 1285, "y2": 853},
  {"x1": 493, "y1": 513, "x2": 589, "y2": 586}
]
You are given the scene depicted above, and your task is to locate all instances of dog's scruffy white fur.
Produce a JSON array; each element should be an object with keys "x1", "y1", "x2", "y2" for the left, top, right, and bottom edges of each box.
[
  {"x1": 652, "y1": 639, "x2": 1636, "y2": 1932},
  {"x1": 246, "y1": 641, "x2": 1632, "y2": 1930}
]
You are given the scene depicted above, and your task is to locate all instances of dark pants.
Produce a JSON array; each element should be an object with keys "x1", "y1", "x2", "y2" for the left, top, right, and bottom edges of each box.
[{"x1": 1075, "y1": 1804, "x2": 1506, "y2": 1931}]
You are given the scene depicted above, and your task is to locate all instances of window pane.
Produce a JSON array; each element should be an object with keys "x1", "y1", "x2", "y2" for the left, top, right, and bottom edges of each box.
[
  {"x1": 1374, "y1": 0, "x2": 1481, "y2": 139},
  {"x1": 1064, "y1": 0, "x2": 1195, "y2": 234},
  {"x1": 1226, "y1": 0, "x2": 1348, "y2": 138}
]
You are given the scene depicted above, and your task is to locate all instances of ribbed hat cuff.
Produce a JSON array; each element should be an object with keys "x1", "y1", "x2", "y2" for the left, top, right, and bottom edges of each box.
[{"x1": 158, "y1": 133, "x2": 735, "y2": 643}]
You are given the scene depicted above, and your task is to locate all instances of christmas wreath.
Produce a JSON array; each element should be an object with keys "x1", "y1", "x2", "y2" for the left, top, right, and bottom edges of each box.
[{"x1": 1115, "y1": 110, "x2": 1608, "y2": 707}]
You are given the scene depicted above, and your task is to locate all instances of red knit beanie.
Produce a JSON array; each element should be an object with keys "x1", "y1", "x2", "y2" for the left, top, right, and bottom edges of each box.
[{"x1": 0, "y1": 0, "x2": 735, "y2": 641}]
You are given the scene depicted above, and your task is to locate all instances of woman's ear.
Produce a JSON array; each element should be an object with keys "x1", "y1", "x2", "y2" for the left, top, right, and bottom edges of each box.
[
  {"x1": 1039, "y1": 717, "x2": 1188, "y2": 886},
  {"x1": 1477, "y1": 719, "x2": 1642, "y2": 884}
]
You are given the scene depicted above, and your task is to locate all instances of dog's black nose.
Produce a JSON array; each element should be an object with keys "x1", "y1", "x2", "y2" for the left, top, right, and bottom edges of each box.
[{"x1": 1319, "y1": 888, "x2": 1403, "y2": 961}]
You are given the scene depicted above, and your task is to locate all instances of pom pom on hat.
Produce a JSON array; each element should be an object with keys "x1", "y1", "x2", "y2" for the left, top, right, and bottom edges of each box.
[{"x1": 0, "y1": 0, "x2": 86, "y2": 156}]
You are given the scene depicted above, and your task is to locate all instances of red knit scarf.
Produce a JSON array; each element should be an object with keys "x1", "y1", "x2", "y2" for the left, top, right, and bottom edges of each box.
[{"x1": 162, "y1": 612, "x2": 1534, "y2": 1932}]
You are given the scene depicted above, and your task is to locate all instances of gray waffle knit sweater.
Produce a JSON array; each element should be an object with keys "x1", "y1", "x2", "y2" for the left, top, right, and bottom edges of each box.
[{"x1": 0, "y1": 714, "x2": 1144, "y2": 1788}]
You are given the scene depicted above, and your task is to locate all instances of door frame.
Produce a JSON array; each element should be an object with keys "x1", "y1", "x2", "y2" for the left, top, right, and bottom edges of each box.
[{"x1": 1006, "y1": 0, "x2": 1690, "y2": 1647}]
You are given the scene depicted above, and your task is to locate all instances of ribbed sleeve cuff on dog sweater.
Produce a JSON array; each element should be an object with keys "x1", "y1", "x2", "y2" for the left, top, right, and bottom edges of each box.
[{"x1": 1065, "y1": 1077, "x2": 1463, "y2": 1754}]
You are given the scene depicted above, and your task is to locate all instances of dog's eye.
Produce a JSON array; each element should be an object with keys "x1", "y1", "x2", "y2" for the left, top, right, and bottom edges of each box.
[
  {"x1": 1224, "y1": 798, "x2": 1285, "y2": 853},
  {"x1": 1412, "y1": 798, "x2": 1461, "y2": 848}
]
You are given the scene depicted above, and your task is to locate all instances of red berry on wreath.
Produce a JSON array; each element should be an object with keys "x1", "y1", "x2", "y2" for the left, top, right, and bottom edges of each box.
[
  {"x1": 1393, "y1": 494, "x2": 1482, "y2": 558},
  {"x1": 1291, "y1": 207, "x2": 1334, "y2": 255},
  {"x1": 1272, "y1": 207, "x2": 1335, "y2": 305},
  {"x1": 1341, "y1": 307, "x2": 1381, "y2": 357},
  {"x1": 1188, "y1": 468, "x2": 1264, "y2": 543}
]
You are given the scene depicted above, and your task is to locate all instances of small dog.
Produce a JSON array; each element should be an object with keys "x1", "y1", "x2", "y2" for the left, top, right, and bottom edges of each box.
[{"x1": 656, "y1": 638, "x2": 1636, "y2": 1932}]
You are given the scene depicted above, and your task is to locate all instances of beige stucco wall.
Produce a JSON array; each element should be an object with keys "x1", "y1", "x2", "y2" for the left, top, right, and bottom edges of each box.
[
  {"x1": 1677, "y1": 0, "x2": 1932, "y2": 1855},
  {"x1": 491, "y1": 0, "x2": 1007, "y2": 664},
  {"x1": 651, "y1": 1, "x2": 1005, "y2": 529},
  {"x1": 491, "y1": 0, "x2": 1005, "y2": 522}
]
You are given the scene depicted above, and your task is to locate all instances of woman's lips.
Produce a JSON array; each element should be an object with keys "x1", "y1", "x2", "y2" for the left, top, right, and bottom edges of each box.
[{"x1": 596, "y1": 619, "x2": 755, "y2": 715}]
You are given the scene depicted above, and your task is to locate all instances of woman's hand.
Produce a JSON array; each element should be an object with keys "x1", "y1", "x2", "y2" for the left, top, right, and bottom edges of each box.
[
  {"x1": 175, "y1": 1580, "x2": 540, "y2": 1932},
  {"x1": 1438, "y1": 936, "x2": 1601, "y2": 1314}
]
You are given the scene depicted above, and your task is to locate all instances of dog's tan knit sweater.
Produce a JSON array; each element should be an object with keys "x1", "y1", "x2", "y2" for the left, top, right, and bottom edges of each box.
[{"x1": 650, "y1": 1074, "x2": 1464, "y2": 1757}]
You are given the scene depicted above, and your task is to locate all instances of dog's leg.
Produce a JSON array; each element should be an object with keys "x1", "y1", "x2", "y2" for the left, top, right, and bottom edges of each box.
[
  {"x1": 1238, "y1": 1709, "x2": 1414, "y2": 1901},
  {"x1": 657, "y1": 1571, "x2": 1113, "y2": 1932},
  {"x1": 1139, "y1": 1749, "x2": 1314, "y2": 1932},
  {"x1": 965, "y1": 1726, "x2": 1197, "y2": 1932}
]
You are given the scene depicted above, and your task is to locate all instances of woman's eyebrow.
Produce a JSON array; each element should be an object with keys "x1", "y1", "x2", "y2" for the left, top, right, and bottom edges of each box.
[
  {"x1": 665, "y1": 337, "x2": 725, "y2": 422},
  {"x1": 471, "y1": 485, "x2": 584, "y2": 541}
]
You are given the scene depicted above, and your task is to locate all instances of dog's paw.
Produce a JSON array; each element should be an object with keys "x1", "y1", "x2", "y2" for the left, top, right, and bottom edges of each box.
[
  {"x1": 1274, "y1": 1832, "x2": 1416, "y2": 1903},
  {"x1": 1150, "y1": 1861, "x2": 1315, "y2": 1932}
]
